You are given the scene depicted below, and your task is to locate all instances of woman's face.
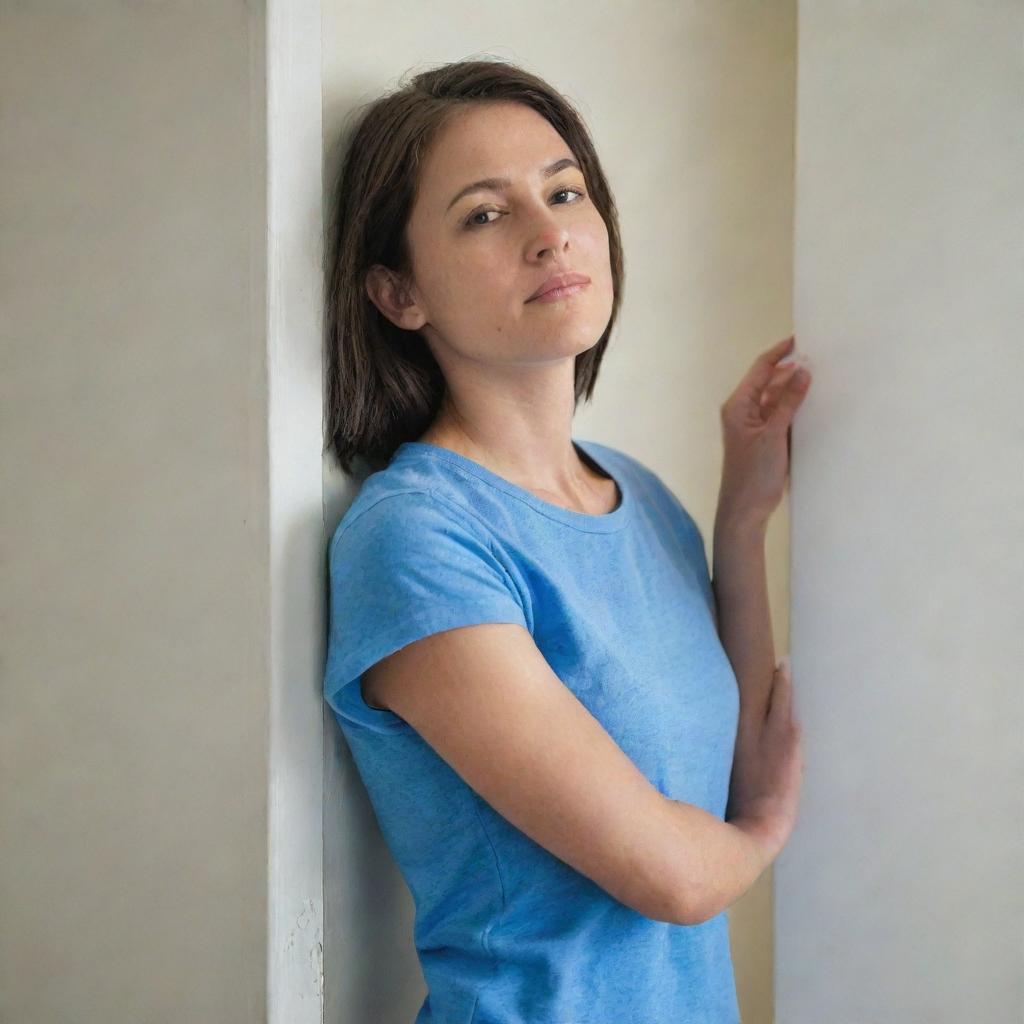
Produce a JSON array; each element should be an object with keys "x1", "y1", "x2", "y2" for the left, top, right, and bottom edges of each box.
[{"x1": 374, "y1": 100, "x2": 614, "y2": 368}]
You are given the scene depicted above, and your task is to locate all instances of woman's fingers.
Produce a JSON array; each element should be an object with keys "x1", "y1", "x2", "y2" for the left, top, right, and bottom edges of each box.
[
  {"x1": 758, "y1": 335, "x2": 795, "y2": 367},
  {"x1": 742, "y1": 336, "x2": 798, "y2": 395},
  {"x1": 759, "y1": 362, "x2": 802, "y2": 406}
]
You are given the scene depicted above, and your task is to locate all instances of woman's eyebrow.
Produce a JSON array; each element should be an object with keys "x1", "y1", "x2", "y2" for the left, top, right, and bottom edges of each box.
[{"x1": 445, "y1": 156, "x2": 581, "y2": 213}]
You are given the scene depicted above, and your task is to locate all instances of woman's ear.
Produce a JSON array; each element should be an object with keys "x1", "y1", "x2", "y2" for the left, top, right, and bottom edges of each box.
[{"x1": 365, "y1": 264, "x2": 427, "y2": 331}]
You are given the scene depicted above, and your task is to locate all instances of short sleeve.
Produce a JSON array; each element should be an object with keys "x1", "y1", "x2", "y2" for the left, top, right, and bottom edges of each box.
[
  {"x1": 324, "y1": 488, "x2": 531, "y2": 732},
  {"x1": 679, "y1": 510, "x2": 717, "y2": 624},
  {"x1": 645, "y1": 468, "x2": 717, "y2": 625}
]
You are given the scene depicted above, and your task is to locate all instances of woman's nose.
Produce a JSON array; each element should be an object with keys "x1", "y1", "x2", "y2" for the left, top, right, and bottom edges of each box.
[{"x1": 529, "y1": 218, "x2": 571, "y2": 260}]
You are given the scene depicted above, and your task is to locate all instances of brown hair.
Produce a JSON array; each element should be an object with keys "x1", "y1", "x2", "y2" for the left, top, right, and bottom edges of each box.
[{"x1": 322, "y1": 57, "x2": 626, "y2": 476}]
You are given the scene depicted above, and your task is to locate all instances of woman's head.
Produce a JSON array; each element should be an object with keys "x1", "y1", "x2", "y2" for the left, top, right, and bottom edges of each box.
[{"x1": 324, "y1": 58, "x2": 625, "y2": 474}]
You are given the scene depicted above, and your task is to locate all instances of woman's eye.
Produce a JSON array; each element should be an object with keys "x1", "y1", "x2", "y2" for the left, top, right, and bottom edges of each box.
[{"x1": 464, "y1": 186, "x2": 587, "y2": 228}]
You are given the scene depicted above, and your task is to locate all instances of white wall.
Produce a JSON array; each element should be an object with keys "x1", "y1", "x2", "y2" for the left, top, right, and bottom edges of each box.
[
  {"x1": 781, "y1": 3, "x2": 1024, "y2": 1020},
  {"x1": 21, "y1": 5, "x2": 1007, "y2": 1022},
  {"x1": 321, "y1": 4, "x2": 797, "y2": 1022}
]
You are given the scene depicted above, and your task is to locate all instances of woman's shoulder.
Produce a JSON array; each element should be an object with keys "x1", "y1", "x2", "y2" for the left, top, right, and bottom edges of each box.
[
  {"x1": 576, "y1": 437, "x2": 650, "y2": 481},
  {"x1": 330, "y1": 484, "x2": 463, "y2": 554},
  {"x1": 328, "y1": 461, "x2": 496, "y2": 572},
  {"x1": 577, "y1": 437, "x2": 673, "y2": 503},
  {"x1": 583, "y1": 439, "x2": 702, "y2": 534}
]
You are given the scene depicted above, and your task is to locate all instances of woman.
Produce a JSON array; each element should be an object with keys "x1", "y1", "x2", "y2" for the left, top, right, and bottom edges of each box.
[{"x1": 323, "y1": 57, "x2": 810, "y2": 1024}]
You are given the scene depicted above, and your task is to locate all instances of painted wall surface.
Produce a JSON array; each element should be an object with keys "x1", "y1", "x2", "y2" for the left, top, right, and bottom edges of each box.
[
  {"x1": 2, "y1": 4, "x2": 271, "y2": 1022},
  {"x1": 321, "y1": 5, "x2": 796, "y2": 1021},
  {"x1": 780, "y1": 3, "x2": 1024, "y2": 1021},
  {"x1": 5, "y1": 4, "x2": 1015, "y2": 1022}
]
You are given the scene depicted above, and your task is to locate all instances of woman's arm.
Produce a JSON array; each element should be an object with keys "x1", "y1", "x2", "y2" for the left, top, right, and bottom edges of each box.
[{"x1": 711, "y1": 503, "x2": 776, "y2": 746}]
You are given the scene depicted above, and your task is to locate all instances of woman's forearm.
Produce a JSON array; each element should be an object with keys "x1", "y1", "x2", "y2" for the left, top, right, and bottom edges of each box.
[{"x1": 711, "y1": 503, "x2": 776, "y2": 745}]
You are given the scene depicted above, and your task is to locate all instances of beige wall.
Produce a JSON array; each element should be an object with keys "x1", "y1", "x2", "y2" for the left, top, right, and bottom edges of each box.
[
  {"x1": 2, "y1": 3, "x2": 798, "y2": 1021},
  {"x1": 1, "y1": 3, "x2": 274, "y2": 1022},
  {"x1": 6, "y1": 4, "x2": 1014, "y2": 1021},
  {"x1": 321, "y1": 5, "x2": 797, "y2": 1021}
]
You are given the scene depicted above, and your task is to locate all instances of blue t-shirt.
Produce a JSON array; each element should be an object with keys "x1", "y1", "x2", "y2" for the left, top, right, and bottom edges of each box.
[{"x1": 324, "y1": 438, "x2": 741, "y2": 1024}]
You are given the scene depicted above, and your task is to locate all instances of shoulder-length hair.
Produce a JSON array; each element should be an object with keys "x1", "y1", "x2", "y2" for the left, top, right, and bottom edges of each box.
[{"x1": 323, "y1": 57, "x2": 626, "y2": 476}]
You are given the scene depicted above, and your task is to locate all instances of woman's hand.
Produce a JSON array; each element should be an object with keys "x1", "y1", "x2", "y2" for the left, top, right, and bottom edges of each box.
[
  {"x1": 718, "y1": 335, "x2": 812, "y2": 528},
  {"x1": 725, "y1": 658, "x2": 804, "y2": 860}
]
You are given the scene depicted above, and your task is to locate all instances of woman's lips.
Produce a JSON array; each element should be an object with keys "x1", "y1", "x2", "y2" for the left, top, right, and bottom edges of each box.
[{"x1": 527, "y1": 281, "x2": 590, "y2": 304}]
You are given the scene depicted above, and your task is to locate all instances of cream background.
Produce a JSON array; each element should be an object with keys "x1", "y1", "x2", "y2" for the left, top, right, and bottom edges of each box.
[
  {"x1": 322, "y1": 4, "x2": 796, "y2": 1022},
  {"x1": 6, "y1": 3, "x2": 1014, "y2": 1023}
]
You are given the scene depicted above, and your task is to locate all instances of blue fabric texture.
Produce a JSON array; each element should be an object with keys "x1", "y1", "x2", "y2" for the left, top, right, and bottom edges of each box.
[{"x1": 324, "y1": 438, "x2": 741, "y2": 1024}]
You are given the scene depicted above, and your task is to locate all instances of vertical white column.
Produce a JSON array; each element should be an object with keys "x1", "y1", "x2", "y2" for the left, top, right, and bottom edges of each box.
[
  {"x1": 266, "y1": 1, "x2": 326, "y2": 1022},
  {"x1": 782, "y1": 3, "x2": 1024, "y2": 1020}
]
